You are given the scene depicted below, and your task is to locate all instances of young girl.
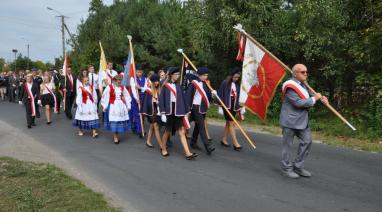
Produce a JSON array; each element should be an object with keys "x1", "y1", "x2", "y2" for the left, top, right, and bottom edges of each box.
[
  {"x1": 73, "y1": 76, "x2": 100, "y2": 137},
  {"x1": 101, "y1": 75, "x2": 131, "y2": 144},
  {"x1": 217, "y1": 67, "x2": 244, "y2": 151},
  {"x1": 141, "y1": 74, "x2": 163, "y2": 149},
  {"x1": 40, "y1": 75, "x2": 57, "y2": 124},
  {"x1": 159, "y1": 67, "x2": 198, "y2": 160}
]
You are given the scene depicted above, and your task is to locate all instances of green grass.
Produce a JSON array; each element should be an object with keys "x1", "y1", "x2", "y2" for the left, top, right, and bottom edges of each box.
[
  {"x1": 207, "y1": 105, "x2": 382, "y2": 154},
  {"x1": 0, "y1": 157, "x2": 121, "y2": 212}
]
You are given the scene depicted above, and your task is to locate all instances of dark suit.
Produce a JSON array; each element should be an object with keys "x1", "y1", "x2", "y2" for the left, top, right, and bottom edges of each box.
[
  {"x1": 19, "y1": 82, "x2": 40, "y2": 126},
  {"x1": 61, "y1": 74, "x2": 77, "y2": 119}
]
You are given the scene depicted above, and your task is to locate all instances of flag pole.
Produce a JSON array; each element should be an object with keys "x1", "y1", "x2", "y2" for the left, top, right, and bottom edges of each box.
[
  {"x1": 180, "y1": 57, "x2": 185, "y2": 85},
  {"x1": 127, "y1": 35, "x2": 145, "y2": 137},
  {"x1": 233, "y1": 24, "x2": 356, "y2": 131},
  {"x1": 177, "y1": 49, "x2": 256, "y2": 150}
]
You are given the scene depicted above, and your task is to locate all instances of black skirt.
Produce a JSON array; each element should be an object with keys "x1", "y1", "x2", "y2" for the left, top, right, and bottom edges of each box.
[
  {"x1": 224, "y1": 98, "x2": 237, "y2": 121},
  {"x1": 41, "y1": 94, "x2": 54, "y2": 107},
  {"x1": 165, "y1": 103, "x2": 184, "y2": 132},
  {"x1": 146, "y1": 102, "x2": 159, "y2": 124}
]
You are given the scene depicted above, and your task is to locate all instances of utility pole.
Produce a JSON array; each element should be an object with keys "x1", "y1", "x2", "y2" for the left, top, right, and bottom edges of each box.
[
  {"x1": 21, "y1": 37, "x2": 30, "y2": 70},
  {"x1": 47, "y1": 7, "x2": 67, "y2": 59},
  {"x1": 60, "y1": 15, "x2": 65, "y2": 59},
  {"x1": 12, "y1": 49, "x2": 17, "y2": 72},
  {"x1": 27, "y1": 44, "x2": 30, "y2": 70}
]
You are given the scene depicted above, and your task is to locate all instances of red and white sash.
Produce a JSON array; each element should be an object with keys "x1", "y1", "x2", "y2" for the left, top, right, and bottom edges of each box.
[
  {"x1": 164, "y1": 83, "x2": 190, "y2": 130},
  {"x1": 80, "y1": 86, "x2": 94, "y2": 104},
  {"x1": 282, "y1": 80, "x2": 309, "y2": 99},
  {"x1": 25, "y1": 83, "x2": 36, "y2": 117},
  {"x1": 45, "y1": 84, "x2": 58, "y2": 113},
  {"x1": 191, "y1": 80, "x2": 209, "y2": 108}
]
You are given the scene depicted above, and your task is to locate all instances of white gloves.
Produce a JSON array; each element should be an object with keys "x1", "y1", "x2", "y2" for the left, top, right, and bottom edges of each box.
[
  {"x1": 240, "y1": 107, "x2": 246, "y2": 115},
  {"x1": 161, "y1": 114, "x2": 167, "y2": 123},
  {"x1": 18, "y1": 101, "x2": 23, "y2": 105},
  {"x1": 211, "y1": 90, "x2": 218, "y2": 97},
  {"x1": 218, "y1": 107, "x2": 224, "y2": 116}
]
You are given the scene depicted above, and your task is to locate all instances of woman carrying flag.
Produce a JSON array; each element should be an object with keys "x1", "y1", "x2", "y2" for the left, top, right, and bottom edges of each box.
[
  {"x1": 141, "y1": 74, "x2": 163, "y2": 149},
  {"x1": 73, "y1": 76, "x2": 100, "y2": 138},
  {"x1": 101, "y1": 75, "x2": 132, "y2": 144},
  {"x1": 217, "y1": 67, "x2": 244, "y2": 151}
]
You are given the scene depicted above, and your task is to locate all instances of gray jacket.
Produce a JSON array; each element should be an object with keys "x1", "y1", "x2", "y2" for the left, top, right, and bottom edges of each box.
[{"x1": 279, "y1": 78, "x2": 316, "y2": 130}]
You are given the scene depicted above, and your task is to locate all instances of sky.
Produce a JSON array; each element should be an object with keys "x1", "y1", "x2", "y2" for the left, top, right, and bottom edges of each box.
[{"x1": 0, "y1": 0, "x2": 113, "y2": 63}]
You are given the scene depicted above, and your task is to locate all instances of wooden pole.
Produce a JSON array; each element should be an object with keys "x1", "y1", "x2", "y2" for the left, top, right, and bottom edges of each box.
[
  {"x1": 177, "y1": 49, "x2": 256, "y2": 149},
  {"x1": 180, "y1": 57, "x2": 185, "y2": 85},
  {"x1": 233, "y1": 24, "x2": 356, "y2": 131},
  {"x1": 127, "y1": 35, "x2": 145, "y2": 137}
]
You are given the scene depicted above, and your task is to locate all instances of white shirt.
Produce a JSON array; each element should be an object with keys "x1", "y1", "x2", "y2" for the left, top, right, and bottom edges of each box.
[
  {"x1": 230, "y1": 82, "x2": 237, "y2": 97},
  {"x1": 99, "y1": 69, "x2": 117, "y2": 88},
  {"x1": 168, "y1": 83, "x2": 177, "y2": 103},
  {"x1": 192, "y1": 81, "x2": 203, "y2": 105},
  {"x1": 42, "y1": 82, "x2": 55, "y2": 95},
  {"x1": 27, "y1": 83, "x2": 33, "y2": 96},
  {"x1": 89, "y1": 73, "x2": 99, "y2": 89}
]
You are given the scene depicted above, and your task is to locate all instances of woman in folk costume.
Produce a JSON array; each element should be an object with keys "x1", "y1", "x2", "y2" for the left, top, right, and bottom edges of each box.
[
  {"x1": 72, "y1": 76, "x2": 100, "y2": 137},
  {"x1": 217, "y1": 67, "x2": 245, "y2": 151},
  {"x1": 159, "y1": 67, "x2": 198, "y2": 160},
  {"x1": 101, "y1": 74, "x2": 132, "y2": 144},
  {"x1": 141, "y1": 74, "x2": 163, "y2": 149},
  {"x1": 18, "y1": 74, "x2": 40, "y2": 128},
  {"x1": 40, "y1": 75, "x2": 58, "y2": 124}
]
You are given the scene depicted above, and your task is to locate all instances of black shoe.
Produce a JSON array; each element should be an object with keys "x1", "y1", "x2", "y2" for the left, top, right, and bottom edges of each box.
[
  {"x1": 47, "y1": 121, "x2": 52, "y2": 125},
  {"x1": 27, "y1": 125, "x2": 31, "y2": 128},
  {"x1": 186, "y1": 152, "x2": 198, "y2": 160},
  {"x1": 32, "y1": 123, "x2": 36, "y2": 126},
  {"x1": 114, "y1": 139, "x2": 120, "y2": 144},
  {"x1": 139, "y1": 134, "x2": 144, "y2": 139},
  {"x1": 233, "y1": 145, "x2": 243, "y2": 151},
  {"x1": 160, "y1": 152, "x2": 170, "y2": 157},
  {"x1": 208, "y1": 138, "x2": 213, "y2": 142},
  {"x1": 206, "y1": 146, "x2": 215, "y2": 155},
  {"x1": 190, "y1": 142, "x2": 202, "y2": 150},
  {"x1": 146, "y1": 142, "x2": 154, "y2": 148},
  {"x1": 220, "y1": 141, "x2": 230, "y2": 147}
]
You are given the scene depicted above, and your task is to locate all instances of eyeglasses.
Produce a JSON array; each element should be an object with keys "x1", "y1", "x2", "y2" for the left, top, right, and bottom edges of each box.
[{"x1": 298, "y1": 71, "x2": 308, "y2": 75}]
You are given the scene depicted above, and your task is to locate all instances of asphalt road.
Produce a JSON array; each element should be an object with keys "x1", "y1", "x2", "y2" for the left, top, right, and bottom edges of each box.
[{"x1": 0, "y1": 101, "x2": 381, "y2": 212}]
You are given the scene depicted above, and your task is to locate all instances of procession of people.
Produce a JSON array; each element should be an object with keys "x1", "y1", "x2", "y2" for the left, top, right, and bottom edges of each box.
[{"x1": 1, "y1": 55, "x2": 328, "y2": 178}]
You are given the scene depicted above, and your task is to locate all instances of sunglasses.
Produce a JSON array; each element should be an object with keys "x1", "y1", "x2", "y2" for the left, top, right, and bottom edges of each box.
[{"x1": 298, "y1": 71, "x2": 308, "y2": 74}]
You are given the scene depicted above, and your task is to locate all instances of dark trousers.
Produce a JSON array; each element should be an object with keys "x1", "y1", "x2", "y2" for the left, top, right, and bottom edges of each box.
[
  {"x1": 190, "y1": 105, "x2": 209, "y2": 146},
  {"x1": 25, "y1": 99, "x2": 38, "y2": 125},
  {"x1": 9, "y1": 86, "x2": 17, "y2": 102},
  {"x1": 65, "y1": 94, "x2": 75, "y2": 119}
]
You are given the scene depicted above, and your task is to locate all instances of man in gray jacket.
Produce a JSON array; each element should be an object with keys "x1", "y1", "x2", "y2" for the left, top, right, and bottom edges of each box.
[{"x1": 280, "y1": 64, "x2": 328, "y2": 179}]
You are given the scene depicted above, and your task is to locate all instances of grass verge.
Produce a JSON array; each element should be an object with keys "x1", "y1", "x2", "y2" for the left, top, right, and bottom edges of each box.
[{"x1": 0, "y1": 157, "x2": 121, "y2": 211}]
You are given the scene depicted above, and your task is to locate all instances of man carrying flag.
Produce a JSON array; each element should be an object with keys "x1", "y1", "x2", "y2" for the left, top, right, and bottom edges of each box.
[
  {"x1": 280, "y1": 64, "x2": 328, "y2": 178},
  {"x1": 129, "y1": 64, "x2": 146, "y2": 138},
  {"x1": 185, "y1": 67, "x2": 215, "y2": 155},
  {"x1": 99, "y1": 61, "x2": 117, "y2": 93},
  {"x1": 98, "y1": 42, "x2": 117, "y2": 93}
]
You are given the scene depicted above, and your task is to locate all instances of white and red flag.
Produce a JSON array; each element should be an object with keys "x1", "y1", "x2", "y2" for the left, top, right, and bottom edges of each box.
[{"x1": 238, "y1": 36, "x2": 286, "y2": 120}]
